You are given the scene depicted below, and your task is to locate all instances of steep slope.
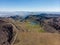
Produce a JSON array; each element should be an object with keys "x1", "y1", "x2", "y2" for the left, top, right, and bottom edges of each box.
[{"x1": 0, "y1": 18, "x2": 18, "y2": 45}]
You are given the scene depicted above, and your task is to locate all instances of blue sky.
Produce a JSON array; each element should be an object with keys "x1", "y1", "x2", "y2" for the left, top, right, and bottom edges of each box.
[{"x1": 0, "y1": 0, "x2": 60, "y2": 12}]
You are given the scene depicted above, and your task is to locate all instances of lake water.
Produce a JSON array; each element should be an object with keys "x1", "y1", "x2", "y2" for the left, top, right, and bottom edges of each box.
[{"x1": 30, "y1": 22, "x2": 37, "y2": 25}]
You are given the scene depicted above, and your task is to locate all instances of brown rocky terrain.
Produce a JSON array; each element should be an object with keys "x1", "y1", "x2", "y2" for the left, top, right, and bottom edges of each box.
[
  {"x1": 0, "y1": 17, "x2": 60, "y2": 45},
  {"x1": 42, "y1": 17, "x2": 60, "y2": 33},
  {"x1": 0, "y1": 18, "x2": 18, "y2": 45}
]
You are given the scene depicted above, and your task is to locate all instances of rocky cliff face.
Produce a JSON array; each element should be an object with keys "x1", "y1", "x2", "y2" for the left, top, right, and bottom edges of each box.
[{"x1": 0, "y1": 19, "x2": 16, "y2": 45}]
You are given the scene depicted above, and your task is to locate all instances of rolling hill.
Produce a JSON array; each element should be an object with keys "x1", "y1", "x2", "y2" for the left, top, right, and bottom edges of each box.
[{"x1": 0, "y1": 13, "x2": 60, "y2": 45}]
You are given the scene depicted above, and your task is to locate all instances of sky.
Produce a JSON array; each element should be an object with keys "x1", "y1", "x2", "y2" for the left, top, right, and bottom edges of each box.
[{"x1": 0, "y1": 0, "x2": 60, "y2": 12}]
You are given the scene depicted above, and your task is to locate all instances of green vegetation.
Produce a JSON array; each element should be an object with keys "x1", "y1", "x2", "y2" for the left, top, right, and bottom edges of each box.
[{"x1": 23, "y1": 21, "x2": 45, "y2": 32}]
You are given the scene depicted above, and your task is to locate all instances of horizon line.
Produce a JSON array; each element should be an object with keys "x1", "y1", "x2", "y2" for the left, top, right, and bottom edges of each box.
[{"x1": 0, "y1": 10, "x2": 60, "y2": 12}]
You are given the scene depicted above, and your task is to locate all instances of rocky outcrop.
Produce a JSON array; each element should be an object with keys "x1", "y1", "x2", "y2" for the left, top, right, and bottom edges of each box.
[{"x1": 0, "y1": 19, "x2": 17, "y2": 45}]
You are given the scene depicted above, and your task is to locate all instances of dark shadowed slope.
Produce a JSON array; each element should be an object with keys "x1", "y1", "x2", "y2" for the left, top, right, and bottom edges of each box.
[{"x1": 0, "y1": 18, "x2": 18, "y2": 45}]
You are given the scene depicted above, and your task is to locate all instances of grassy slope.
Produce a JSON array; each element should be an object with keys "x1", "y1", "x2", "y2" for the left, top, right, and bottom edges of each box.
[
  {"x1": 19, "y1": 21, "x2": 45, "y2": 32},
  {"x1": 5, "y1": 18, "x2": 60, "y2": 45},
  {"x1": 14, "y1": 32, "x2": 60, "y2": 45},
  {"x1": 12, "y1": 21, "x2": 60, "y2": 45}
]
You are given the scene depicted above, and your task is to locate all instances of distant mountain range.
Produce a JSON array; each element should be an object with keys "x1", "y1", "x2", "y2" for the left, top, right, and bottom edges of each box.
[{"x1": 0, "y1": 11, "x2": 60, "y2": 17}]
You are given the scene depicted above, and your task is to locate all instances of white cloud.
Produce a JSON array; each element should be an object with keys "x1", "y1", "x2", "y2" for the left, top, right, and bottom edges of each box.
[{"x1": 0, "y1": 7, "x2": 60, "y2": 12}]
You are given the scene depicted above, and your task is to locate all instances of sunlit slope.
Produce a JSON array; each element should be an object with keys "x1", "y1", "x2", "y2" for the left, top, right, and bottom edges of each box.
[
  {"x1": 9, "y1": 19, "x2": 60, "y2": 45},
  {"x1": 2, "y1": 18, "x2": 60, "y2": 45},
  {"x1": 8, "y1": 18, "x2": 60, "y2": 45},
  {"x1": 14, "y1": 32, "x2": 60, "y2": 45}
]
